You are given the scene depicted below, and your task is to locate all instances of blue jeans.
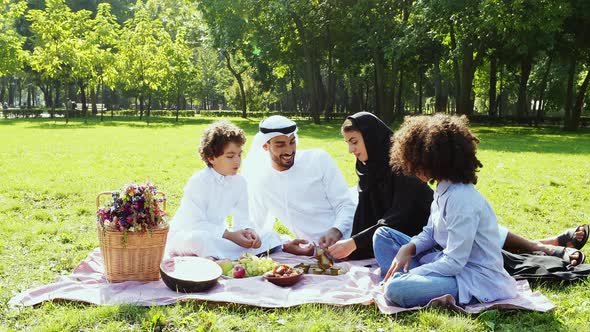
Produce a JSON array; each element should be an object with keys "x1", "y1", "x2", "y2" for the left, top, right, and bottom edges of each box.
[{"x1": 373, "y1": 227, "x2": 459, "y2": 308}]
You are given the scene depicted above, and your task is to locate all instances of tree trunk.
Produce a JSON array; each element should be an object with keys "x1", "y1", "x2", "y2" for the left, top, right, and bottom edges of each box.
[
  {"x1": 176, "y1": 78, "x2": 181, "y2": 122},
  {"x1": 17, "y1": 79, "x2": 22, "y2": 107},
  {"x1": 146, "y1": 94, "x2": 151, "y2": 124},
  {"x1": 572, "y1": 69, "x2": 590, "y2": 130},
  {"x1": 433, "y1": 58, "x2": 446, "y2": 113},
  {"x1": 458, "y1": 44, "x2": 476, "y2": 115},
  {"x1": 39, "y1": 84, "x2": 50, "y2": 109},
  {"x1": 389, "y1": 59, "x2": 399, "y2": 120},
  {"x1": 91, "y1": 85, "x2": 98, "y2": 115},
  {"x1": 396, "y1": 69, "x2": 404, "y2": 116},
  {"x1": 8, "y1": 77, "x2": 15, "y2": 106},
  {"x1": 516, "y1": 56, "x2": 532, "y2": 121},
  {"x1": 489, "y1": 54, "x2": 498, "y2": 116},
  {"x1": 222, "y1": 51, "x2": 247, "y2": 118},
  {"x1": 54, "y1": 81, "x2": 60, "y2": 119},
  {"x1": 291, "y1": 12, "x2": 323, "y2": 124},
  {"x1": 324, "y1": 24, "x2": 336, "y2": 121},
  {"x1": 449, "y1": 21, "x2": 461, "y2": 113},
  {"x1": 563, "y1": 57, "x2": 576, "y2": 131},
  {"x1": 63, "y1": 82, "x2": 69, "y2": 124},
  {"x1": 536, "y1": 56, "x2": 552, "y2": 123},
  {"x1": 100, "y1": 81, "x2": 107, "y2": 118},
  {"x1": 290, "y1": 67, "x2": 298, "y2": 112},
  {"x1": 373, "y1": 47, "x2": 386, "y2": 119},
  {"x1": 26, "y1": 82, "x2": 31, "y2": 110},
  {"x1": 110, "y1": 89, "x2": 115, "y2": 118},
  {"x1": 363, "y1": 79, "x2": 369, "y2": 112},
  {"x1": 0, "y1": 77, "x2": 5, "y2": 103},
  {"x1": 350, "y1": 70, "x2": 362, "y2": 114},
  {"x1": 236, "y1": 76, "x2": 247, "y2": 118},
  {"x1": 324, "y1": 72, "x2": 336, "y2": 121},
  {"x1": 418, "y1": 70, "x2": 423, "y2": 114},
  {"x1": 100, "y1": 81, "x2": 105, "y2": 120},
  {"x1": 79, "y1": 81, "x2": 87, "y2": 114},
  {"x1": 139, "y1": 95, "x2": 144, "y2": 120}
]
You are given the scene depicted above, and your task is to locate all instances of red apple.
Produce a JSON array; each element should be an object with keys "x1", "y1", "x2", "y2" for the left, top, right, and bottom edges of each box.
[{"x1": 232, "y1": 265, "x2": 246, "y2": 278}]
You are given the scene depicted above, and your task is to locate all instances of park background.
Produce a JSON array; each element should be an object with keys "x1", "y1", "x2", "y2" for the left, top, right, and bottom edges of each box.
[{"x1": 1, "y1": 0, "x2": 590, "y2": 331}]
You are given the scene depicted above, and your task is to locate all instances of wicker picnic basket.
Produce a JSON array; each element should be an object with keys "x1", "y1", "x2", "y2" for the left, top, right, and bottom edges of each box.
[{"x1": 96, "y1": 191, "x2": 169, "y2": 283}]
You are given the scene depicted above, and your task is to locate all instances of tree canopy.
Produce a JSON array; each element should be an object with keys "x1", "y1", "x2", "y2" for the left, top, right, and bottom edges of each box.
[{"x1": 0, "y1": 0, "x2": 588, "y2": 130}]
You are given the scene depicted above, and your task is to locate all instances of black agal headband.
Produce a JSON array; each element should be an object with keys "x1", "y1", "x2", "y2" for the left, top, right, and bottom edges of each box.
[{"x1": 259, "y1": 124, "x2": 297, "y2": 134}]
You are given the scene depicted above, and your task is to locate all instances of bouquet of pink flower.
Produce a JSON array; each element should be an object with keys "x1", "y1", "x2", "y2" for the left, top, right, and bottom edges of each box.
[{"x1": 97, "y1": 182, "x2": 168, "y2": 232}]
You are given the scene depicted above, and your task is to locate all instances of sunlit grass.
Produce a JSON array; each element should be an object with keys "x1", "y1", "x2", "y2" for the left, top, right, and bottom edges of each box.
[{"x1": 1, "y1": 116, "x2": 589, "y2": 331}]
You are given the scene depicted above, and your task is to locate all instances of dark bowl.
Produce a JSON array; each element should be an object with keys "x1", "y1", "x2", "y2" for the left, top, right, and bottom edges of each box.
[
  {"x1": 263, "y1": 270, "x2": 303, "y2": 287},
  {"x1": 160, "y1": 257, "x2": 222, "y2": 293}
]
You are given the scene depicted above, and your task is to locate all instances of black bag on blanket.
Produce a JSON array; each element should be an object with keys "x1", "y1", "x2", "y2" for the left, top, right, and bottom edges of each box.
[{"x1": 503, "y1": 250, "x2": 590, "y2": 281}]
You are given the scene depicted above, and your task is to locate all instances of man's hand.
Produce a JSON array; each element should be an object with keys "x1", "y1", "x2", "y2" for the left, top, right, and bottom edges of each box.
[
  {"x1": 327, "y1": 238, "x2": 357, "y2": 259},
  {"x1": 223, "y1": 229, "x2": 255, "y2": 248},
  {"x1": 319, "y1": 228, "x2": 343, "y2": 249},
  {"x1": 243, "y1": 229, "x2": 262, "y2": 249},
  {"x1": 383, "y1": 243, "x2": 416, "y2": 282},
  {"x1": 282, "y1": 239, "x2": 314, "y2": 256}
]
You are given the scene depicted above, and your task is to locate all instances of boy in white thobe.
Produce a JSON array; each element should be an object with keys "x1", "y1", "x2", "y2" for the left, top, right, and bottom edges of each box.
[{"x1": 166, "y1": 121, "x2": 282, "y2": 260}]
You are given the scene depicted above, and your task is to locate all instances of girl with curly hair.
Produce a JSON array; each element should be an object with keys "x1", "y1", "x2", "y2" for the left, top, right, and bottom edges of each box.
[{"x1": 374, "y1": 114, "x2": 517, "y2": 308}]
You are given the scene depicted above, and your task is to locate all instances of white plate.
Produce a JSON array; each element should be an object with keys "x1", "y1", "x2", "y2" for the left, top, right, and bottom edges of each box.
[{"x1": 160, "y1": 256, "x2": 222, "y2": 282}]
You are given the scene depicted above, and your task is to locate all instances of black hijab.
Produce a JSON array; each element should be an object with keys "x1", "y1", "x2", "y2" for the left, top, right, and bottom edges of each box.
[
  {"x1": 346, "y1": 112, "x2": 433, "y2": 260},
  {"x1": 347, "y1": 112, "x2": 393, "y2": 195}
]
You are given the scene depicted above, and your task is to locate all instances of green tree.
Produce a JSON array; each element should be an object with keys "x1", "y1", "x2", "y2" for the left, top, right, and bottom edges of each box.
[
  {"x1": 117, "y1": 0, "x2": 172, "y2": 121},
  {"x1": 27, "y1": 0, "x2": 93, "y2": 123},
  {"x1": 87, "y1": 3, "x2": 120, "y2": 118},
  {"x1": 561, "y1": 0, "x2": 590, "y2": 130},
  {"x1": 0, "y1": 0, "x2": 26, "y2": 107},
  {"x1": 166, "y1": 27, "x2": 193, "y2": 121},
  {"x1": 0, "y1": 0, "x2": 26, "y2": 77},
  {"x1": 200, "y1": 0, "x2": 252, "y2": 118}
]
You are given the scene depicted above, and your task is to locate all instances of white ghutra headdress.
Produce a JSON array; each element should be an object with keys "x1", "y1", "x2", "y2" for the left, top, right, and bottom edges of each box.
[{"x1": 241, "y1": 116, "x2": 298, "y2": 178}]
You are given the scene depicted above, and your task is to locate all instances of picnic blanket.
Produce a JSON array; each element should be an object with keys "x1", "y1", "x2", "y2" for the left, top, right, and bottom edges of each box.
[{"x1": 9, "y1": 249, "x2": 555, "y2": 314}]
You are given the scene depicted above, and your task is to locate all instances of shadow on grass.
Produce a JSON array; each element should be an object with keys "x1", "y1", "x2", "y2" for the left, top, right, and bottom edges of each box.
[
  {"x1": 2, "y1": 116, "x2": 342, "y2": 137},
  {"x1": 4, "y1": 117, "x2": 590, "y2": 154},
  {"x1": 8, "y1": 116, "x2": 218, "y2": 129},
  {"x1": 474, "y1": 125, "x2": 590, "y2": 155}
]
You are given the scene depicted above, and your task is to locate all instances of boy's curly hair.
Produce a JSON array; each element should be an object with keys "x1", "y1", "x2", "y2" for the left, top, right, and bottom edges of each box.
[
  {"x1": 199, "y1": 120, "x2": 246, "y2": 167},
  {"x1": 389, "y1": 114, "x2": 482, "y2": 184}
]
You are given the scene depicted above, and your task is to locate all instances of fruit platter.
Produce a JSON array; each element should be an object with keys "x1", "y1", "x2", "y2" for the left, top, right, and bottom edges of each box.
[{"x1": 216, "y1": 253, "x2": 276, "y2": 278}]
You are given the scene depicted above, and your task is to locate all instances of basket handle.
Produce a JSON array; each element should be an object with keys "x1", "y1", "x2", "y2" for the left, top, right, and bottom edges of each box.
[{"x1": 96, "y1": 191, "x2": 167, "y2": 211}]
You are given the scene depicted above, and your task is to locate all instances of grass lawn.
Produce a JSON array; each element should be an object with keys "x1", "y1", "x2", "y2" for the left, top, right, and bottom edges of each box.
[{"x1": 1, "y1": 116, "x2": 589, "y2": 331}]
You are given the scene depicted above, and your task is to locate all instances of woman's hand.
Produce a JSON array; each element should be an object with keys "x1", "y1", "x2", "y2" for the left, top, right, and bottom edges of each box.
[
  {"x1": 327, "y1": 238, "x2": 357, "y2": 259},
  {"x1": 282, "y1": 239, "x2": 314, "y2": 256},
  {"x1": 319, "y1": 228, "x2": 343, "y2": 248},
  {"x1": 383, "y1": 243, "x2": 416, "y2": 282}
]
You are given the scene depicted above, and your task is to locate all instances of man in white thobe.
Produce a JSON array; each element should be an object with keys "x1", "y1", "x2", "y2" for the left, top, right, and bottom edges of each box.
[{"x1": 242, "y1": 116, "x2": 355, "y2": 255}]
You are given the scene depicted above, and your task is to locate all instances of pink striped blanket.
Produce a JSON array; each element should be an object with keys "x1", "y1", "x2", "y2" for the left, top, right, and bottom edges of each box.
[{"x1": 9, "y1": 249, "x2": 554, "y2": 314}]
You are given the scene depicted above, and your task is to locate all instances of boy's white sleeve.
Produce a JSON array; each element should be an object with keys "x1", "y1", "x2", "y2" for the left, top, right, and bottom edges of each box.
[
  {"x1": 231, "y1": 177, "x2": 253, "y2": 231},
  {"x1": 170, "y1": 177, "x2": 226, "y2": 240}
]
